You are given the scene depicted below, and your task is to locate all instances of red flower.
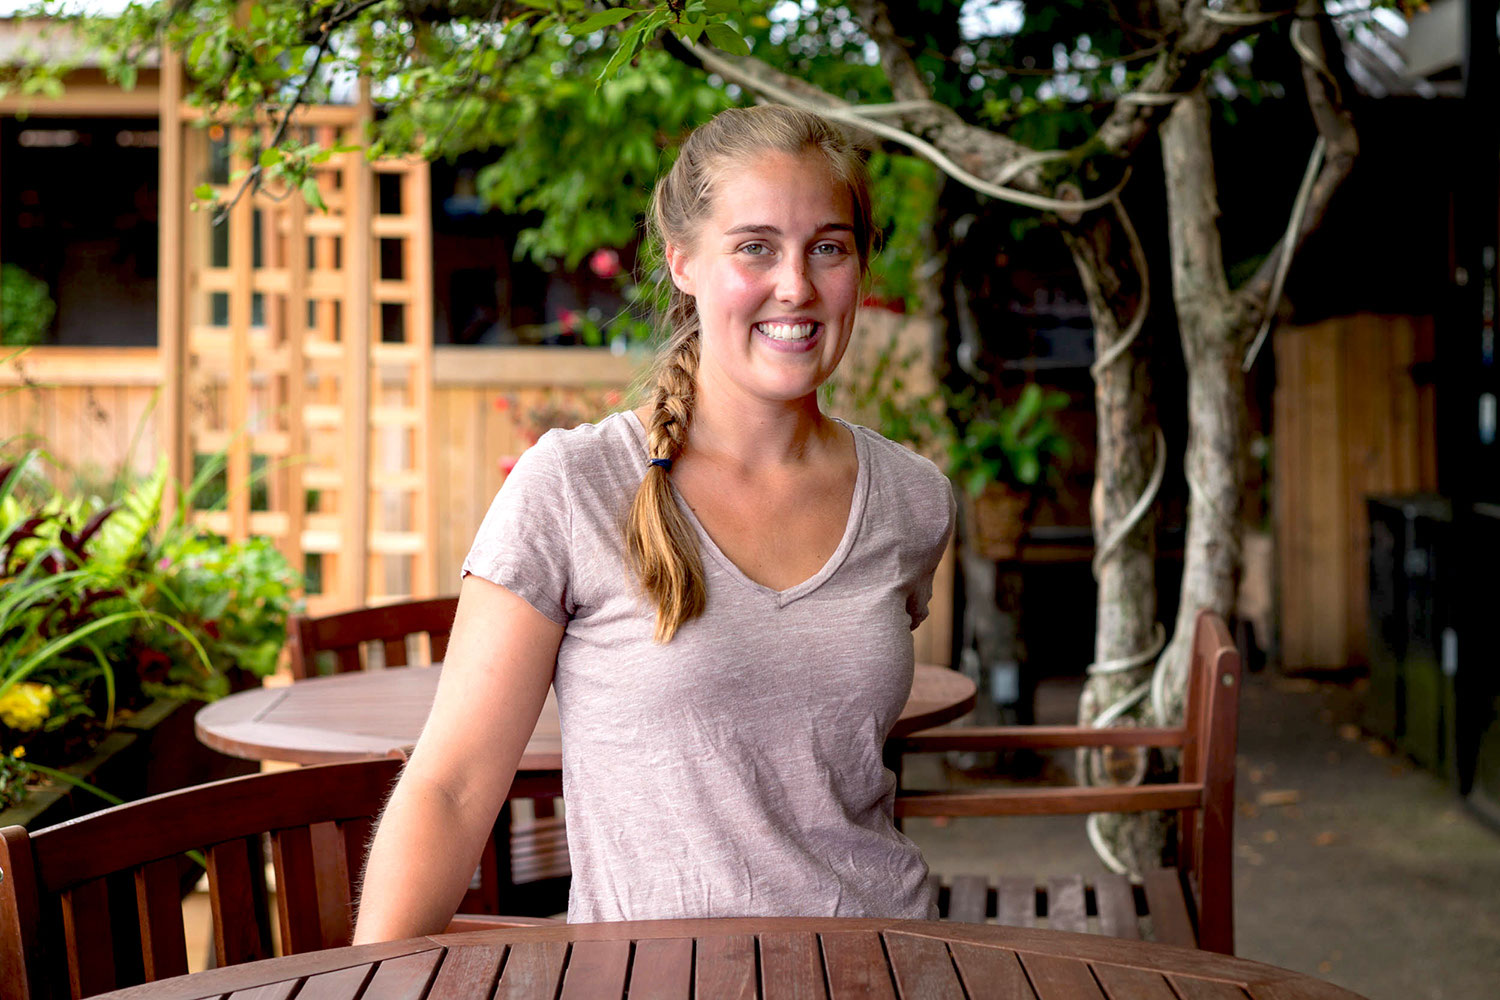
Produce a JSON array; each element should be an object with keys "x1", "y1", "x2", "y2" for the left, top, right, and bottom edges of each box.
[
  {"x1": 604, "y1": 390, "x2": 622, "y2": 407},
  {"x1": 499, "y1": 455, "x2": 519, "y2": 474},
  {"x1": 589, "y1": 248, "x2": 621, "y2": 279},
  {"x1": 558, "y1": 309, "x2": 578, "y2": 334}
]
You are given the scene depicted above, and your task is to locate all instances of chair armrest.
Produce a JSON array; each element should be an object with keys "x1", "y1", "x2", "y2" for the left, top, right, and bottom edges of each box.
[
  {"x1": 894, "y1": 783, "x2": 1206, "y2": 818},
  {"x1": 891, "y1": 725, "x2": 1186, "y2": 754}
]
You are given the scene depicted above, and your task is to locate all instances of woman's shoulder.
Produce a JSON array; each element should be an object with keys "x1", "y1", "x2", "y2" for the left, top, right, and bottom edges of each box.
[
  {"x1": 509, "y1": 411, "x2": 643, "y2": 497},
  {"x1": 846, "y1": 422, "x2": 950, "y2": 495}
]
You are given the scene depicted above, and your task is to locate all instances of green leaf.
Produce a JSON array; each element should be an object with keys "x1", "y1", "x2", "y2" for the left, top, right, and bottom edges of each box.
[
  {"x1": 704, "y1": 23, "x2": 750, "y2": 56},
  {"x1": 193, "y1": 183, "x2": 215, "y2": 201},
  {"x1": 570, "y1": 7, "x2": 636, "y2": 35},
  {"x1": 702, "y1": 0, "x2": 741, "y2": 12},
  {"x1": 258, "y1": 147, "x2": 282, "y2": 168},
  {"x1": 301, "y1": 178, "x2": 327, "y2": 212}
]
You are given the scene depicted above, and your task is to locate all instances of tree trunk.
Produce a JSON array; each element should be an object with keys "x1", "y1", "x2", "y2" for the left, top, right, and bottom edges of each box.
[
  {"x1": 1155, "y1": 92, "x2": 1246, "y2": 725},
  {"x1": 1062, "y1": 212, "x2": 1164, "y2": 874}
]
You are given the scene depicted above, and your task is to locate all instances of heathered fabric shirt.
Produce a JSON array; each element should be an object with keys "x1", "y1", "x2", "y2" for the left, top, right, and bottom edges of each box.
[{"x1": 462, "y1": 410, "x2": 955, "y2": 923}]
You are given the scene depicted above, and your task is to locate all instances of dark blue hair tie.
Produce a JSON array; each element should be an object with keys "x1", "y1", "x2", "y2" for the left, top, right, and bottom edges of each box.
[{"x1": 648, "y1": 457, "x2": 673, "y2": 472}]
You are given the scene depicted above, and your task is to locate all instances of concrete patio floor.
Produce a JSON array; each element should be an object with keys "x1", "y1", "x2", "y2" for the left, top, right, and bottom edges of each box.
[{"x1": 905, "y1": 669, "x2": 1500, "y2": 1000}]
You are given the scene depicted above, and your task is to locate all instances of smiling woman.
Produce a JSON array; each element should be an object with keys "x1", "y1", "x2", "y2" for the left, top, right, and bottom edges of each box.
[{"x1": 352, "y1": 106, "x2": 956, "y2": 942}]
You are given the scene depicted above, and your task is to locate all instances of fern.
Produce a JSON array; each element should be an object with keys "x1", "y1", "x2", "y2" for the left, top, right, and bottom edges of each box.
[{"x1": 90, "y1": 457, "x2": 167, "y2": 568}]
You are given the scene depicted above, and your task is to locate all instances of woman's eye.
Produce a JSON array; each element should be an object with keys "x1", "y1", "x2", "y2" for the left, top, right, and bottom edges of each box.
[
  {"x1": 739, "y1": 242, "x2": 771, "y2": 255},
  {"x1": 812, "y1": 242, "x2": 846, "y2": 256}
]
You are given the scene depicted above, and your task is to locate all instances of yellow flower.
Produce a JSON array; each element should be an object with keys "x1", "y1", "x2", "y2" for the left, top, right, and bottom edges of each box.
[
  {"x1": 0, "y1": 683, "x2": 54, "y2": 731},
  {"x1": 11, "y1": 746, "x2": 25, "y2": 759}
]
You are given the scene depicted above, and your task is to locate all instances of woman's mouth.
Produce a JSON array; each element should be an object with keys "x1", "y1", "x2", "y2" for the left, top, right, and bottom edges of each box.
[{"x1": 753, "y1": 320, "x2": 821, "y2": 342}]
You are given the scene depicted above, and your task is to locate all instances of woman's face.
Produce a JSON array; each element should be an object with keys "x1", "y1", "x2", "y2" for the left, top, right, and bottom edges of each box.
[{"x1": 667, "y1": 150, "x2": 862, "y2": 408}]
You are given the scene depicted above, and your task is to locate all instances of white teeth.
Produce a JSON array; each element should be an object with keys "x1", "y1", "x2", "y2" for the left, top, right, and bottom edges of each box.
[{"x1": 755, "y1": 321, "x2": 817, "y2": 341}]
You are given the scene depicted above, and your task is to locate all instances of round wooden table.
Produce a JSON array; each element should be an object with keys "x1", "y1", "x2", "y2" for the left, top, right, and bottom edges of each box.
[
  {"x1": 93, "y1": 917, "x2": 1370, "y2": 1000},
  {"x1": 195, "y1": 663, "x2": 978, "y2": 769}
]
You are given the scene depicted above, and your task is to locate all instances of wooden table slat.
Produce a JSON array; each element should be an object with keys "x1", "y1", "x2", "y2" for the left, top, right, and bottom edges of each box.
[
  {"x1": 295, "y1": 963, "x2": 375, "y2": 1000},
  {"x1": 1046, "y1": 876, "x2": 1087, "y2": 935},
  {"x1": 227, "y1": 981, "x2": 301, "y2": 1000},
  {"x1": 1091, "y1": 962, "x2": 1181, "y2": 1000},
  {"x1": 427, "y1": 944, "x2": 506, "y2": 998},
  {"x1": 558, "y1": 938, "x2": 630, "y2": 1000},
  {"x1": 948, "y1": 875, "x2": 989, "y2": 924},
  {"x1": 360, "y1": 949, "x2": 443, "y2": 999},
  {"x1": 998, "y1": 876, "x2": 1038, "y2": 928},
  {"x1": 1090, "y1": 874, "x2": 1140, "y2": 941},
  {"x1": 948, "y1": 941, "x2": 1036, "y2": 999},
  {"x1": 760, "y1": 932, "x2": 827, "y2": 1000},
  {"x1": 1170, "y1": 976, "x2": 1252, "y2": 999},
  {"x1": 495, "y1": 940, "x2": 568, "y2": 1000},
  {"x1": 819, "y1": 931, "x2": 896, "y2": 1000},
  {"x1": 1019, "y1": 953, "x2": 1107, "y2": 1000},
  {"x1": 625, "y1": 937, "x2": 693, "y2": 1000},
  {"x1": 882, "y1": 932, "x2": 964, "y2": 1000},
  {"x1": 695, "y1": 932, "x2": 757, "y2": 1000}
]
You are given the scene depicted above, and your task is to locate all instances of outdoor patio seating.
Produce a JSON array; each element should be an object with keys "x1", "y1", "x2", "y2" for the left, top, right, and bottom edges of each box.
[
  {"x1": 890, "y1": 609, "x2": 1241, "y2": 953},
  {"x1": 0, "y1": 758, "x2": 558, "y2": 1000},
  {"x1": 285, "y1": 598, "x2": 570, "y2": 916}
]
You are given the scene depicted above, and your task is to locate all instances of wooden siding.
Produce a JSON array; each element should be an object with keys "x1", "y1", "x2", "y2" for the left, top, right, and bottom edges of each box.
[
  {"x1": 1, "y1": 348, "x2": 161, "y2": 484},
  {"x1": 1273, "y1": 314, "x2": 1438, "y2": 671}
]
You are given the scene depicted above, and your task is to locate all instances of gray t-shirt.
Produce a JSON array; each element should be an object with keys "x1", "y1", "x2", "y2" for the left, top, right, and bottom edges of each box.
[{"x1": 463, "y1": 410, "x2": 954, "y2": 922}]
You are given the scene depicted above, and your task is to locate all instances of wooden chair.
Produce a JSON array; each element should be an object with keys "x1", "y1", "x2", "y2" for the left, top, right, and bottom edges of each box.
[
  {"x1": 0, "y1": 758, "x2": 557, "y2": 1000},
  {"x1": 284, "y1": 598, "x2": 570, "y2": 917},
  {"x1": 285, "y1": 596, "x2": 461, "y2": 679},
  {"x1": 888, "y1": 609, "x2": 1241, "y2": 954}
]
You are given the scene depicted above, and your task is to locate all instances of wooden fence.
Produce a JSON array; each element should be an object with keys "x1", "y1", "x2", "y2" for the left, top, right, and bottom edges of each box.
[{"x1": 1273, "y1": 314, "x2": 1439, "y2": 671}]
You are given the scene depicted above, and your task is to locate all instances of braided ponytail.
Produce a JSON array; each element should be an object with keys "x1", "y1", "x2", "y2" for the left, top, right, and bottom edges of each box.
[{"x1": 624, "y1": 105, "x2": 876, "y2": 641}]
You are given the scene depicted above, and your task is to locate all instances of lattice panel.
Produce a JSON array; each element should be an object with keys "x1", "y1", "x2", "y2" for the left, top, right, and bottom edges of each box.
[{"x1": 177, "y1": 114, "x2": 434, "y2": 613}]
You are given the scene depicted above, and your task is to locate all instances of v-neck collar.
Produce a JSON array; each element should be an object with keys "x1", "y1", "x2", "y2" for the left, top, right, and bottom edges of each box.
[{"x1": 623, "y1": 410, "x2": 869, "y2": 607}]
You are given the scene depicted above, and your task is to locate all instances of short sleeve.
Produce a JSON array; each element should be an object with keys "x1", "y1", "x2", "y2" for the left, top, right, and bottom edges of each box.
[
  {"x1": 907, "y1": 478, "x2": 957, "y2": 631},
  {"x1": 461, "y1": 432, "x2": 573, "y2": 624}
]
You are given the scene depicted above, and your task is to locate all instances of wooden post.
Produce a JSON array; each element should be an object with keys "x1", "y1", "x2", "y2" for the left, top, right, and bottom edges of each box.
[
  {"x1": 344, "y1": 81, "x2": 374, "y2": 603},
  {"x1": 228, "y1": 132, "x2": 253, "y2": 542},
  {"x1": 409, "y1": 161, "x2": 437, "y2": 597},
  {"x1": 157, "y1": 43, "x2": 187, "y2": 508}
]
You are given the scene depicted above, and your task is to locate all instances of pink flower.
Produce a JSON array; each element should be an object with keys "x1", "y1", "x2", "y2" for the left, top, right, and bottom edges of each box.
[
  {"x1": 499, "y1": 455, "x2": 519, "y2": 475},
  {"x1": 589, "y1": 248, "x2": 621, "y2": 279},
  {"x1": 558, "y1": 309, "x2": 578, "y2": 334},
  {"x1": 604, "y1": 390, "x2": 622, "y2": 407}
]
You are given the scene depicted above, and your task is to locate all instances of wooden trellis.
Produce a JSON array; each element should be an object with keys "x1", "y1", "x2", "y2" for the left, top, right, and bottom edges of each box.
[{"x1": 159, "y1": 57, "x2": 435, "y2": 614}]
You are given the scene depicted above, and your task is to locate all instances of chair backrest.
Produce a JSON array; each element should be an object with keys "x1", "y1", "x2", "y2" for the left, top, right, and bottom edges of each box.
[
  {"x1": 0, "y1": 756, "x2": 559, "y2": 1000},
  {"x1": 286, "y1": 596, "x2": 460, "y2": 679},
  {"x1": 889, "y1": 609, "x2": 1242, "y2": 953}
]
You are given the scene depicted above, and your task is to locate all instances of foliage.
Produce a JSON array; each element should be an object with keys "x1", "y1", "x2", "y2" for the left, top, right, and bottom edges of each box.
[
  {"x1": 1, "y1": 266, "x2": 56, "y2": 347},
  {"x1": 827, "y1": 333, "x2": 1071, "y2": 498},
  {"x1": 0, "y1": 448, "x2": 302, "y2": 810},
  {"x1": 947, "y1": 383, "x2": 1072, "y2": 498}
]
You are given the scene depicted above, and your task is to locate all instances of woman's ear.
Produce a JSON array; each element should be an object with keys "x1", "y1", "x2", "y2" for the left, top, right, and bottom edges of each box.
[{"x1": 665, "y1": 243, "x2": 695, "y2": 296}]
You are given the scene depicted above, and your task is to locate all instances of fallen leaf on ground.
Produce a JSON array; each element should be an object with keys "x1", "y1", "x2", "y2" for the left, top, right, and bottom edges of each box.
[
  {"x1": 1314, "y1": 831, "x2": 1339, "y2": 846},
  {"x1": 1248, "y1": 767, "x2": 1265, "y2": 785},
  {"x1": 1367, "y1": 740, "x2": 1392, "y2": 757},
  {"x1": 1318, "y1": 961, "x2": 1334, "y2": 974},
  {"x1": 1238, "y1": 802, "x2": 1261, "y2": 819},
  {"x1": 1258, "y1": 830, "x2": 1279, "y2": 843},
  {"x1": 1257, "y1": 789, "x2": 1302, "y2": 807},
  {"x1": 1338, "y1": 724, "x2": 1362, "y2": 742}
]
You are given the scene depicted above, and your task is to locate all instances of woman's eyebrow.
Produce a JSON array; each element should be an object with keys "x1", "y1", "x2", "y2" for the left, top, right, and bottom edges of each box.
[{"x1": 723, "y1": 223, "x2": 855, "y2": 236}]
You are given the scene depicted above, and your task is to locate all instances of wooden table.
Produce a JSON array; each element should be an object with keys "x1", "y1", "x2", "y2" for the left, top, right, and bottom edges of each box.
[
  {"x1": 94, "y1": 918, "x2": 1369, "y2": 999},
  {"x1": 195, "y1": 664, "x2": 978, "y2": 769}
]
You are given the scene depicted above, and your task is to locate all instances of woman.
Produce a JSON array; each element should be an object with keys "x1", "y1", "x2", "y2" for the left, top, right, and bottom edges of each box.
[{"x1": 353, "y1": 105, "x2": 954, "y2": 941}]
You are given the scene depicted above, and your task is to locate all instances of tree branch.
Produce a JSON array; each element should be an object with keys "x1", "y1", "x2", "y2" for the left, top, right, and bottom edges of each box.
[{"x1": 1233, "y1": 1, "x2": 1359, "y2": 336}]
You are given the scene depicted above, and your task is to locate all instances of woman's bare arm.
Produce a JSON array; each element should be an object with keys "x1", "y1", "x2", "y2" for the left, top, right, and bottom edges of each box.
[{"x1": 352, "y1": 574, "x2": 564, "y2": 943}]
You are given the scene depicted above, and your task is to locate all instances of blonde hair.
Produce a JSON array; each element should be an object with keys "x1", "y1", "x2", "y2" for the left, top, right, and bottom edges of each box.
[{"x1": 624, "y1": 105, "x2": 875, "y2": 642}]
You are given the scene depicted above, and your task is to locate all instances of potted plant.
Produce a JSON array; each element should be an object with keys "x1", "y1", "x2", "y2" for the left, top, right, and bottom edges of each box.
[
  {"x1": 946, "y1": 383, "x2": 1073, "y2": 560},
  {"x1": 0, "y1": 448, "x2": 302, "y2": 823},
  {"x1": 1, "y1": 266, "x2": 56, "y2": 346}
]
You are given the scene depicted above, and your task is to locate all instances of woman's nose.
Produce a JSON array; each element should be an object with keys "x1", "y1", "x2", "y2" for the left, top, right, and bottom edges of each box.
[{"x1": 775, "y1": 257, "x2": 815, "y2": 305}]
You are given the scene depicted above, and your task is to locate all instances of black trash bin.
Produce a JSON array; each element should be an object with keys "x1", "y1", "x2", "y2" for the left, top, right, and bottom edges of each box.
[
  {"x1": 1460, "y1": 502, "x2": 1500, "y2": 826},
  {"x1": 1365, "y1": 495, "x2": 1456, "y2": 779}
]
